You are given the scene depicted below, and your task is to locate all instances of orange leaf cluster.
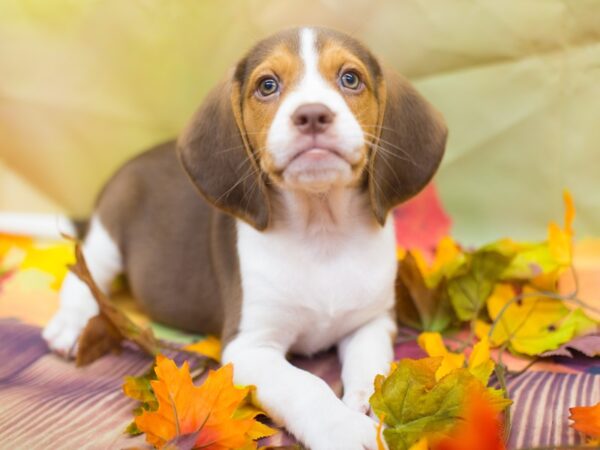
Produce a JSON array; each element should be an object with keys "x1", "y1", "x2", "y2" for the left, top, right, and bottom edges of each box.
[{"x1": 135, "y1": 356, "x2": 274, "y2": 449}]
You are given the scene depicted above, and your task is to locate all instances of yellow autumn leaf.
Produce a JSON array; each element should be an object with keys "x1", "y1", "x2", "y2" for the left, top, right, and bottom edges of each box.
[
  {"x1": 184, "y1": 335, "x2": 222, "y2": 362},
  {"x1": 413, "y1": 237, "x2": 464, "y2": 288},
  {"x1": 548, "y1": 222, "x2": 571, "y2": 267},
  {"x1": 377, "y1": 414, "x2": 387, "y2": 450},
  {"x1": 409, "y1": 437, "x2": 429, "y2": 450},
  {"x1": 476, "y1": 283, "x2": 594, "y2": 355},
  {"x1": 467, "y1": 336, "x2": 495, "y2": 385},
  {"x1": 1, "y1": 234, "x2": 33, "y2": 274},
  {"x1": 418, "y1": 332, "x2": 496, "y2": 385},
  {"x1": 19, "y1": 241, "x2": 75, "y2": 289},
  {"x1": 397, "y1": 247, "x2": 407, "y2": 260},
  {"x1": 417, "y1": 332, "x2": 465, "y2": 381},
  {"x1": 563, "y1": 189, "x2": 575, "y2": 236},
  {"x1": 468, "y1": 335, "x2": 490, "y2": 369},
  {"x1": 548, "y1": 190, "x2": 575, "y2": 267}
]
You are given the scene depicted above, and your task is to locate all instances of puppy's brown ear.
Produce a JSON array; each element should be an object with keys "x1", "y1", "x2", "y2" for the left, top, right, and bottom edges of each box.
[
  {"x1": 177, "y1": 71, "x2": 270, "y2": 230},
  {"x1": 369, "y1": 69, "x2": 447, "y2": 225}
]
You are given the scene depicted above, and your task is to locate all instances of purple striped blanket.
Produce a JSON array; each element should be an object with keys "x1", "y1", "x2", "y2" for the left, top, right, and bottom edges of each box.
[{"x1": 0, "y1": 319, "x2": 597, "y2": 449}]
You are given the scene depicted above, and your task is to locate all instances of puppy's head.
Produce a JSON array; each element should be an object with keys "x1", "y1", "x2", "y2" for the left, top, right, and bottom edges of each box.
[{"x1": 178, "y1": 27, "x2": 447, "y2": 230}]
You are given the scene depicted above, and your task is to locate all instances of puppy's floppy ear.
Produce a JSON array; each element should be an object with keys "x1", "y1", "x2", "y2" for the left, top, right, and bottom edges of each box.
[
  {"x1": 369, "y1": 69, "x2": 447, "y2": 225},
  {"x1": 177, "y1": 69, "x2": 270, "y2": 230}
]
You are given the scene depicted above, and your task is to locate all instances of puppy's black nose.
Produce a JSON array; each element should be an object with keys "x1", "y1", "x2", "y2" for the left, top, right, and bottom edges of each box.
[{"x1": 292, "y1": 103, "x2": 334, "y2": 134}]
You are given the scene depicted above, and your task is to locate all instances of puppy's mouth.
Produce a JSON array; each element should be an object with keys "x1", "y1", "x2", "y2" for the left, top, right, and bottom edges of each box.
[
  {"x1": 289, "y1": 147, "x2": 346, "y2": 164},
  {"x1": 265, "y1": 135, "x2": 365, "y2": 191},
  {"x1": 283, "y1": 135, "x2": 357, "y2": 170}
]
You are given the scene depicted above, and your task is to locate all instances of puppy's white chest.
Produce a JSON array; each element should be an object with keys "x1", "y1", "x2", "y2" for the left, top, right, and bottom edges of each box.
[{"x1": 236, "y1": 218, "x2": 397, "y2": 354}]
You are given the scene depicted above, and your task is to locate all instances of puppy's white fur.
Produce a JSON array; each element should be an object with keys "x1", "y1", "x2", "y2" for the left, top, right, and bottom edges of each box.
[
  {"x1": 223, "y1": 29, "x2": 397, "y2": 450},
  {"x1": 43, "y1": 216, "x2": 122, "y2": 356},
  {"x1": 224, "y1": 190, "x2": 396, "y2": 449}
]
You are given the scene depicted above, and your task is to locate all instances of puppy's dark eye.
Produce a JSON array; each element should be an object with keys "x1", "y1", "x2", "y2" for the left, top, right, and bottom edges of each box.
[
  {"x1": 257, "y1": 77, "x2": 279, "y2": 98},
  {"x1": 339, "y1": 70, "x2": 362, "y2": 91}
]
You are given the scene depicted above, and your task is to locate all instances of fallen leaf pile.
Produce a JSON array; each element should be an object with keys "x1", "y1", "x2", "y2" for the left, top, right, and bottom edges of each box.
[
  {"x1": 383, "y1": 190, "x2": 599, "y2": 450},
  {"x1": 396, "y1": 190, "x2": 599, "y2": 357},
  {"x1": 24, "y1": 189, "x2": 597, "y2": 449}
]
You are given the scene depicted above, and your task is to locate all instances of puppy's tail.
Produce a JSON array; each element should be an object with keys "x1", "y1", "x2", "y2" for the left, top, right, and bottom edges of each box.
[{"x1": 0, "y1": 212, "x2": 88, "y2": 240}]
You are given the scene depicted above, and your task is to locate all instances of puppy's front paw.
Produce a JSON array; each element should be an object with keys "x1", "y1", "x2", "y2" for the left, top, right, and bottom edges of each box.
[
  {"x1": 343, "y1": 388, "x2": 372, "y2": 415},
  {"x1": 42, "y1": 308, "x2": 93, "y2": 358},
  {"x1": 307, "y1": 411, "x2": 380, "y2": 450}
]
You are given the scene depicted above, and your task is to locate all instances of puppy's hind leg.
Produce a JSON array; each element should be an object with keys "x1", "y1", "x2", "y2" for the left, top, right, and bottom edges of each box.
[{"x1": 43, "y1": 215, "x2": 122, "y2": 358}]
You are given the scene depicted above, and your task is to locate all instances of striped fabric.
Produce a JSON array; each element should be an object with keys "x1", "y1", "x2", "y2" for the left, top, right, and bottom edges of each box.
[
  {"x1": 0, "y1": 319, "x2": 597, "y2": 449},
  {"x1": 506, "y1": 371, "x2": 599, "y2": 448}
]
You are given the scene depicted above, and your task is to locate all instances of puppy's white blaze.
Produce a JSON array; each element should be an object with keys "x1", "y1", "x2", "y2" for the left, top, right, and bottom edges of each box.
[{"x1": 297, "y1": 27, "x2": 332, "y2": 104}]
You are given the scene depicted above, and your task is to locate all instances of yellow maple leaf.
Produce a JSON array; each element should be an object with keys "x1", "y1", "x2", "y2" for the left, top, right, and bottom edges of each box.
[
  {"x1": 409, "y1": 437, "x2": 429, "y2": 450},
  {"x1": 0, "y1": 233, "x2": 33, "y2": 271},
  {"x1": 412, "y1": 237, "x2": 464, "y2": 288},
  {"x1": 397, "y1": 247, "x2": 407, "y2": 260},
  {"x1": 417, "y1": 332, "x2": 495, "y2": 384},
  {"x1": 417, "y1": 332, "x2": 465, "y2": 381},
  {"x1": 376, "y1": 413, "x2": 387, "y2": 450},
  {"x1": 19, "y1": 241, "x2": 75, "y2": 289},
  {"x1": 548, "y1": 190, "x2": 575, "y2": 267},
  {"x1": 467, "y1": 336, "x2": 495, "y2": 385},
  {"x1": 184, "y1": 336, "x2": 222, "y2": 362},
  {"x1": 563, "y1": 189, "x2": 575, "y2": 236},
  {"x1": 476, "y1": 283, "x2": 595, "y2": 355},
  {"x1": 135, "y1": 356, "x2": 275, "y2": 449}
]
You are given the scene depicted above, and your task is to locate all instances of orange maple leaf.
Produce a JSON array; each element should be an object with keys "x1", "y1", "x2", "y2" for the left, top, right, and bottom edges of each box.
[
  {"x1": 135, "y1": 356, "x2": 275, "y2": 449},
  {"x1": 432, "y1": 388, "x2": 506, "y2": 450},
  {"x1": 570, "y1": 401, "x2": 600, "y2": 439}
]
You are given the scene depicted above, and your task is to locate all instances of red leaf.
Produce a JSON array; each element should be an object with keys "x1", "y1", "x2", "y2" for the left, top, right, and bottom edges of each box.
[{"x1": 394, "y1": 183, "x2": 451, "y2": 261}]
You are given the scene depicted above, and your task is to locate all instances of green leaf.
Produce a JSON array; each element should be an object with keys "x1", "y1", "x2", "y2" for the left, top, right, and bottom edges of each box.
[
  {"x1": 447, "y1": 251, "x2": 513, "y2": 321},
  {"x1": 125, "y1": 420, "x2": 142, "y2": 436},
  {"x1": 370, "y1": 357, "x2": 511, "y2": 450},
  {"x1": 122, "y1": 368, "x2": 158, "y2": 436},
  {"x1": 123, "y1": 374, "x2": 157, "y2": 406},
  {"x1": 481, "y1": 238, "x2": 565, "y2": 280}
]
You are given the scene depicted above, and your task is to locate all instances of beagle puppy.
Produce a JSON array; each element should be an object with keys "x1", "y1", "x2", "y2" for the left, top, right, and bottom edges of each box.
[{"x1": 43, "y1": 27, "x2": 446, "y2": 450}]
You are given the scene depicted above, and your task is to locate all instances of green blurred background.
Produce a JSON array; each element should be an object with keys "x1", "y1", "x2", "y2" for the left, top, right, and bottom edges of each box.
[{"x1": 1, "y1": 0, "x2": 599, "y2": 245}]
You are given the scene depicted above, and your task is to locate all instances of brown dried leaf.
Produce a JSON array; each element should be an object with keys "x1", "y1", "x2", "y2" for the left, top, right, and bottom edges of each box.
[
  {"x1": 76, "y1": 314, "x2": 122, "y2": 366},
  {"x1": 396, "y1": 253, "x2": 454, "y2": 332},
  {"x1": 69, "y1": 240, "x2": 161, "y2": 365}
]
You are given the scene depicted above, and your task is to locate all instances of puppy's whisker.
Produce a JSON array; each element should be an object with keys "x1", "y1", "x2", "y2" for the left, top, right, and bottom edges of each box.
[
  {"x1": 215, "y1": 163, "x2": 258, "y2": 204},
  {"x1": 363, "y1": 132, "x2": 417, "y2": 165},
  {"x1": 216, "y1": 144, "x2": 247, "y2": 155},
  {"x1": 364, "y1": 140, "x2": 416, "y2": 166},
  {"x1": 361, "y1": 124, "x2": 403, "y2": 134},
  {"x1": 364, "y1": 155, "x2": 408, "y2": 201}
]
